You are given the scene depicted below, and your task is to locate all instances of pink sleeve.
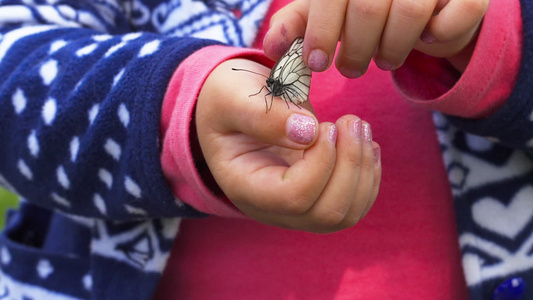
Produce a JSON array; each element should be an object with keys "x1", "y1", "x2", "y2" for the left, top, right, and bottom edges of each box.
[
  {"x1": 159, "y1": 45, "x2": 273, "y2": 217},
  {"x1": 393, "y1": 0, "x2": 522, "y2": 119}
]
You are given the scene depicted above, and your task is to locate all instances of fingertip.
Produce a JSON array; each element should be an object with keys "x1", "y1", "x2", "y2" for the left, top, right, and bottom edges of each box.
[
  {"x1": 286, "y1": 113, "x2": 318, "y2": 145},
  {"x1": 334, "y1": 49, "x2": 368, "y2": 79},
  {"x1": 373, "y1": 56, "x2": 400, "y2": 71},
  {"x1": 372, "y1": 142, "x2": 381, "y2": 166},
  {"x1": 420, "y1": 30, "x2": 437, "y2": 44},
  {"x1": 263, "y1": 26, "x2": 293, "y2": 60},
  {"x1": 337, "y1": 65, "x2": 364, "y2": 79},
  {"x1": 306, "y1": 48, "x2": 329, "y2": 72},
  {"x1": 326, "y1": 123, "x2": 338, "y2": 144},
  {"x1": 313, "y1": 121, "x2": 338, "y2": 146}
]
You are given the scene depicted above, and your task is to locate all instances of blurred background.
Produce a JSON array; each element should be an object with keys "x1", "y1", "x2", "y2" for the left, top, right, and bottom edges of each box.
[{"x1": 0, "y1": 187, "x2": 19, "y2": 229}]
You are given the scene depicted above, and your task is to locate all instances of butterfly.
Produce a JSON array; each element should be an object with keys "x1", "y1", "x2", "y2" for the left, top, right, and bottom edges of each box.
[{"x1": 232, "y1": 37, "x2": 312, "y2": 112}]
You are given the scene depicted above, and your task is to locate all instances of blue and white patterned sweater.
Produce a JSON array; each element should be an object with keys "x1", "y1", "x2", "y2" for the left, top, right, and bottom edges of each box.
[
  {"x1": 0, "y1": 0, "x2": 271, "y2": 299},
  {"x1": 0, "y1": 0, "x2": 532, "y2": 299}
]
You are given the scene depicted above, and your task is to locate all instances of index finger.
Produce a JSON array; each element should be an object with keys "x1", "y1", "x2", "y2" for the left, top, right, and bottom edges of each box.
[{"x1": 304, "y1": 0, "x2": 348, "y2": 72}]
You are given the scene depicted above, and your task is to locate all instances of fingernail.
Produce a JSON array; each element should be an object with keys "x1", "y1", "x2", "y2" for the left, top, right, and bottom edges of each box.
[
  {"x1": 339, "y1": 66, "x2": 363, "y2": 79},
  {"x1": 421, "y1": 31, "x2": 436, "y2": 44},
  {"x1": 327, "y1": 124, "x2": 337, "y2": 143},
  {"x1": 287, "y1": 114, "x2": 317, "y2": 144},
  {"x1": 308, "y1": 49, "x2": 328, "y2": 72},
  {"x1": 362, "y1": 123, "x2": 372, "y2": 144},
  {"x1": 374, "y1": 59, "x2": 396, "y2": 71},
  {"x1": 349, "y1": 118, "x2": 362, "y2": 140},
  {"x1": 373, "y1": 146, "x2": 381, "y2": 163}
]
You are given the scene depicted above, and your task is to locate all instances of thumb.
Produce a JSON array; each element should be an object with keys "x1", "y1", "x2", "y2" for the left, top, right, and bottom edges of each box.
[
  {"x1": 201, "y1": 59, "x2": 318, "y2": 150},
  {"x1": 228, "y1": 95, "x2": 319, "y2": 149}
]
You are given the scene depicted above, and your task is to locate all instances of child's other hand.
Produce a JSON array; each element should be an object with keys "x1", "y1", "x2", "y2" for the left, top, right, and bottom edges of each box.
[
  {"x1": 196, "y1": 59, "x2": 381, "y2": 233},
  {"x1": 264, "y1": 0, "x2": 489, "y2": 78}
]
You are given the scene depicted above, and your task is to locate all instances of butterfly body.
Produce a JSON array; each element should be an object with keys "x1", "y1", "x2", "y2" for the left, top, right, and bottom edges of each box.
[
  {"x1": 265, "y1": 77, "x2": 285, "y2": 99},
  {"x1": 233, "y1": 37, "x2": 312, "y2": 111}
]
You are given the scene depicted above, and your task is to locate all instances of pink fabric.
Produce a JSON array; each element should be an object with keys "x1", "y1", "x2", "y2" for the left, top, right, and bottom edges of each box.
[
  {"x1": 394, "y1": 0, "x2": 522, "y2": 118},
  {"x1": 156, "y1": 0, "x2": 521, "y2": 298},
  {"x1": 160, "y1": 46, "x2": 273, "y2": 218},
  {"x1": 158, "y1": 61, "x2": 471, "y2": 299}
]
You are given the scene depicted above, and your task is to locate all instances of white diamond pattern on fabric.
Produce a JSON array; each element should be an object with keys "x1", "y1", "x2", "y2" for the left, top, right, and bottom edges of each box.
[{"x1": 0, "y1": 0, "x2": 275, "y2": 299}]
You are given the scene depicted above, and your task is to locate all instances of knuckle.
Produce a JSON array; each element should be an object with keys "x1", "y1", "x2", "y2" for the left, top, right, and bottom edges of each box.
[
  {"x1": 351, "y1": 0, "x2": 389, "y2": 18},
  {"x1": 282, "y1": 190, "x2": 315, "y2": 215},
  {"x1": 460, "y1": 0, "x2": 489, "y2": 15},
  {"x1": 344, "y1": 144, "x2": 364, "y2": 168},
  {"x1": 315, "y1": 153, "x2": 336, "y2": 175},
  {"x1": 346, "y1": 145, "x2": 374, "y2": 173},
  {"x1": 317, "y1": 208, "x2": 347, "y2": 228},
  {"x1": 396, "y1": 0, "x2": 432, "y2": 21},
  {"x1": 309, "y1": 23, "x2": 339, "y2": 45},
  {"x1": 429, "y1": 27, "x2": 457, "y2": 43}
]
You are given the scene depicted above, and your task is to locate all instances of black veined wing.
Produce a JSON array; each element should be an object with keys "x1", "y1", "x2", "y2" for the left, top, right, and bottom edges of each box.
[{"x1": 232, "y1": 37, "x2": 312, "y2": 112}]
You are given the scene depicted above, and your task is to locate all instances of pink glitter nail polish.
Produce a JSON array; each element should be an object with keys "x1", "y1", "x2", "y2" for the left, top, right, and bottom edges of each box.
[
  {"x1": 421, "y1": 31, "x2": 436, "y2": 44},
  {"x1": 287, "y1": 114, "x2": 316, "y2": 144},
  {"x1": 327, "y1": 124, "x2": 337, "y2": 143},
  {"x1": 362, "y1": 123, "x2": 372, "y2": 144},
  {"x1": 373, "y1": 146, "x2": 380, "y2": 163},
  {"x1": 349, "y1": 119, "x2": 362, "y2": 139},
  {"x1": 308, "y1": 49, "x2": 328, "y2": 72}
]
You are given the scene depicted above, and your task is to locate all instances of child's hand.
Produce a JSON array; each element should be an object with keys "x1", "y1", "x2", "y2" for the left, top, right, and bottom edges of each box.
[
  {"x1": 264, "y1": 0, "x2": 489, "y2": 77},
  {"x1": 195, "y1": 58, "x2": 381, "y2": 233}
]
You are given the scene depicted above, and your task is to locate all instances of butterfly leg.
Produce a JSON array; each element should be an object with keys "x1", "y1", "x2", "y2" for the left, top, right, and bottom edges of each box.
[
  {"x1": 265, "y1": 92, "x2": 274, "y2": 113},
  {"x1": 283, "y1": 89, "x2": 302, "y2": 110},
  {"x1": 249, "y1": 85, "x2": 267, "y2": 97}
]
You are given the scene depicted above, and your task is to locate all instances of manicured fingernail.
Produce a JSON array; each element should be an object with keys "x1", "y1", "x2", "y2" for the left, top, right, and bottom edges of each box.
[
  {"x1": 374, "y1": 59, "x2": 396, "y2": 71},
  {"x1": 308, "y1": 49, "x2": 328, "y2": 72},
  {"x1": 349, "y1": 118, "x2": 362, "y2": 140},
  {"x1": 339, "y1": 66, "x2": 362, "y2": 79},
  {"x1": 373, "y1": 146, "x2": 381, "y2": 163},
  {"x1": 362, "y1": 123, "x2": 372, "y2": 144},
  {"x1": 421, "y1": 31, "x2": 436, "y2": 44},
  {"x1": 327, "y1": 124, "x2": 337, "y2": 143},
  {"x1": 287, "y1": 114, "x2": 317, "y2": 144}
]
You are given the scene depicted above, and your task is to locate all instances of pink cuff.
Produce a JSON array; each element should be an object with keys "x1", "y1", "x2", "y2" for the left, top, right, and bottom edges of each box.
[
  {"x1": 393, "y1": 0, "x2": 522, "y2": 118},
  {"x1": 160, "y1": 45, "x2": 272, "y2": 217}
]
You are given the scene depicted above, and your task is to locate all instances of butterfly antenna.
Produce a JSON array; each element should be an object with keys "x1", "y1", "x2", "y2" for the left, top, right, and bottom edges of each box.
[{"x1": 232, "y1": 68, "x2": 269, "y2": 78}]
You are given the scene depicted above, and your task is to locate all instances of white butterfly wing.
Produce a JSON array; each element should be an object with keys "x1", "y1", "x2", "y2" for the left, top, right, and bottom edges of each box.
[{"x1": 271, "y1": 37, "x2": 311, "y2": 105}]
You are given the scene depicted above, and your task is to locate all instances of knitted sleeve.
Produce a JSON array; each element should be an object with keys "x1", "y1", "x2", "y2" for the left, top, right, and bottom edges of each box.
[{"x1": 0, "y1": 1, "x2": 220, "y2": 220}]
